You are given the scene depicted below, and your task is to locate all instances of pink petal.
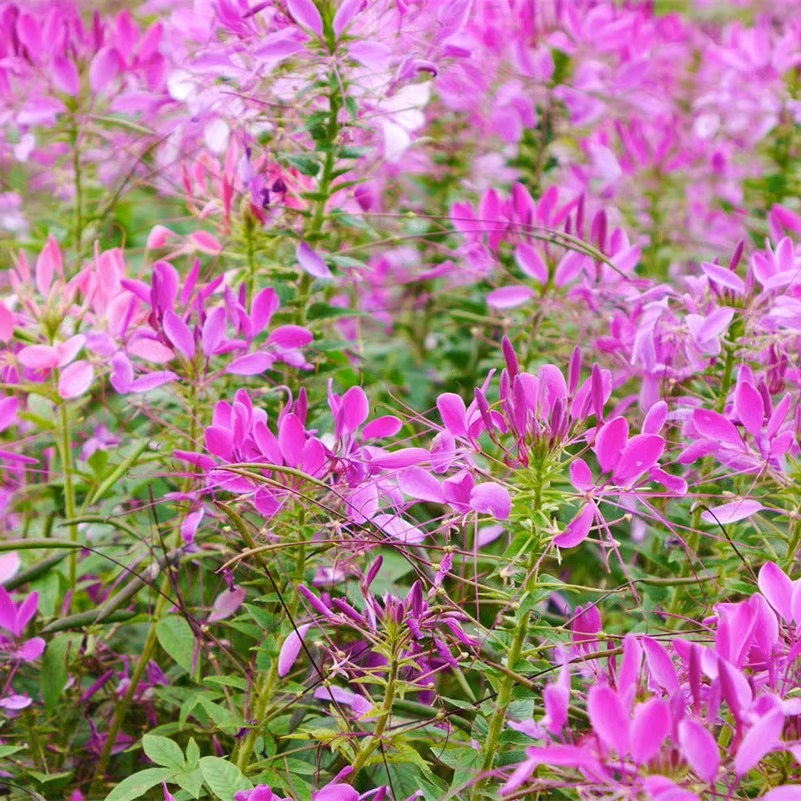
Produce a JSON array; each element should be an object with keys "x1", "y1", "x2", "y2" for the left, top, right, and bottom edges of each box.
[
  {"x1": 594, "y1": 416, "x2": 629, "y2": 474},
  {"x1": 208, "y1": 587, "x2": 246, "y2": 622},
  {"x1": 297, "y1": 242, "x2": 331, "y2": 278},
  {"x1": 18, "y1": 344, "x2": 60, "y2": 370},
  {"x1": 569, "y1": 458, "x2": 594, "y2": 491},
  {"x1": 205, "y1": 425, "x2": 233, "y2": 461},
  {"x1": 759, "y1": 562, "x2": 794, "y2": 623},
  {"x1": 202, "y1": 307, "x2": 227, "y2": 356},
  {"x1": 0, "y1": 553, "x2": 19, "y2": 584},
  {"x1": 36, "y1": 235, "x2": 61, "y2": 295},
  {"x1": 58, "y1": 360, "x2": 94, "y2": 399},
  {"x1": 226, "y1": 352, "x2": 275, "y2": 375},
  {"x1": 643, "y1": 401, "x2": 668, "y2": 435},
  {"x1": 701, "y1": 262, "x2": 745, "y2": 294},
  {"x1": 437, "y1": 393, "x2": 467, "y2": 437},
  {"x1": 287, "y1": 0, "x2": 324, "y2": 34},
  {"x1": 700, "y1": 500, "x2": 763, "y2": 525},
  {"x1": 554, "y1": 502, "x2": 596, "y2": 548},
  {"x1": 362, "y1": 415, "x2": 402, "y2": 440},
  {"x1": 333, "y1": 0, "x2": 362, "y2": 36},
  {"x1": 399, "y1": 467, "x2": 444, "y2": 503},
  {"x1": 630, "y1": 698, "x2": 670, "y2": 764},
  {"x1": 693, "y1": 409, "x2": 743, "y2": 447},
  {"x1": 613, "y1": 434, "x2": 664, "y2": 484},
  {"x1": 734, "y1": 706, "x2": 785, "y2": 775},
  {"x1": 314, "y1": 685, "x2": 372, "y2": 718},
  {"x1": 470, "y1": 482, "x2": 512, "y2": 520},
  {"x1": 734, "y1": 380, "x2": 764, "y2": 437},
  {"x1": 369, "y1": 447, "x2": 429, "y2": 468},
  {"x1": 678, "y1": 718, "x2": 719, "y2": 782},
  {"x1": 337, "y1": 387, "x2": 369, "y2": 437},
  {"x1": 279, "y1": 413, "x2": 306, "y2": 468},
  {"x1": 251, "y1": 287, "x2": 280, "y2": 334},
  {"x1": 641, "y1": 637, "x2": 679, "y2": 693},
  {"x1": 269, "y1": 325, "x2": 313, "y2": 349},
  {"x1": 189, "y1": 231, "x2": 223, "y2": 254},
  {"x1": 17, "y1": 636, "x2": 45, "y2": 662},
  {"x1": 487, "y1": 285, "x2": 535, "y2": 309},
  {"x1": 587, "y1": 684, "x2": 629, "y2": 756},
  {"x1": 0, "y1": 694, "x2": 31, "y2": 711},
  {"x1": 277, "y1": 623, "x2": 311, "y2": 677},
  {"x1": 761, "y1": 787, "x2": 801, "y2": 801},
  {"x1": 163, "y1": 310, "x2": 195, "y2": 359},
  {"x1": 371, "y1": 513, "x2": 425, "y2": 544},
  {"x1": 514, "y1": 242, "x2": 548, "y2": 283}
]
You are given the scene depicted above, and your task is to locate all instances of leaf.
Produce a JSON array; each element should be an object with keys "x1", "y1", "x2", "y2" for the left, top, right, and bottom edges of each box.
[
  {"x1": 285, "y1": 154, "x2": 320, "y2": 177},
  {"x1": 199, "y1": 756, "x2": 252, "y2": 798},
  {"x1": 41, "y1": 633, "x2": 73, "y2": 713},
  {"x1": 156, "y1": 616, "x2": 196, "y2": 674},
  {"x1": 103, "y1": 768, "x2": 171, "y2": 801},
  {"x1": 185, "y1": 738, "x2": 200, "y2": 770},
  {"x1": 142, "y1": 734, "x2": 185, "y2": 771}
]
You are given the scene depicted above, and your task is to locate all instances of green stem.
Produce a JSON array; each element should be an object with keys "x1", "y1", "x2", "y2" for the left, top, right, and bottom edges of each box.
[
  {"x1": 71, "y1": 122, "x2": 84, "y2": 256},
  {"x1": 350, "y1": 649, "x2": 399, "y2": 776},
  {"x1": 57, "y1": 405, "x2": 79, "y2": 597}
]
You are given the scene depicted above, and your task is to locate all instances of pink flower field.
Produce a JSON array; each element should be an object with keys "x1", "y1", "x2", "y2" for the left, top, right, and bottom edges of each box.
[{"x1": 3, "y1": 0, "x2": 801, "y2": 798}]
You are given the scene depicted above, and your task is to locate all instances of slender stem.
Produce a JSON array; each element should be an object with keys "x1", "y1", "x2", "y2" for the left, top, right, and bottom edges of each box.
[
  {"x1": 57, "y1": 405, "x2": 79, "y2": 596},
  {"x1": 71, "y1": 122, "x2": 84, "y2": 257},
  {"x1": 350, "y1": 649, "x2": 399, "y2": 776}
]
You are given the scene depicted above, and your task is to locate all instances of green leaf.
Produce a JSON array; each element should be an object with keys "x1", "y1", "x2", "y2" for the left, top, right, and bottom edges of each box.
[
  {"x1": 156, "y1": 616, "x2": 196, "y2": 674},
  {"x1": 185, "y1": 738, "x2": 200, "y2": 770},
  {"x1": 0, "y1": 744, "x2": 25, "y2": 758},
  {"x1": 41, "y1": 633, "x2": 74, "y2": 712},
  {"x1": 142, "y1": 734, "x2": 185, "y2": 771},
  {"x1": 199, "y1": 756, "x2": 252, "y2": 799},
  {"x1": 284, "y1": 154, "x2": 320, "y2": 177},
  {"x1": 104, "y1": 767, "x2": 171, "y2": 801},
  {"x1": 174, "y1": 768, "x2": 204, "y2": 799}
]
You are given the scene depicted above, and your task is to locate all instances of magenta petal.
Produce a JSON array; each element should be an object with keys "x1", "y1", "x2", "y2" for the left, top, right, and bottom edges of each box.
[
  {"x1": 734, "y1": 705, "x2": 785, "y2": 775},
  {"x1": 202, "y1": 307, "x2": 227, "y2": 356},
  {"x1": 226, "y1": 352, "x2": 275, "y2": 375},
  {"x1": 251, "y1": 287, "x2": 280, "y2": 334},
  {"x1": 338, "y1": 387, "x2": 369, "y2": 437},
  {"x1": 269, "y1": 325, "x2": 313, "y2": 349},
  {"x1": 642, "y1": 401, "x2": 668, "y2": 435},
  {"x1": 130, "y1": 371, "x2": 177, "y2": 392},
  {"x1": 700, "y1": 500, "x2": 763, "y2": 525},
  {"x1": 487, "y1": 285, "x2": 535, "y2": 309},
  {"x1": 58, "y1": 360, "x2": 94, "y2": 399},
  {"x1": 613, "y1": 434, "x2": 664, "y2": 484},
  {"x1": 469, "y1": 482, "x2": 512, "y2": 520},
  {"x1": 369, "y1": 447, "x2": 429, "y2": 468},
  {"x1": 630, "y1": 698, "x2": 669, "y2": 764},
  {"x1": 297, "y1": 241, "x2": 331, "y2": 278},
  {"x1": 399, "y1": 467, "x2": 444, "y2": 503},
  {"x1": 569, "y1": 458, "x2": 594, "y2": 491},
  {"x1": 759, "y1": 562, "x2": 794, "y2": 623},
  {"x1": 279, "y1": 413, "x2": 306, "y2": 468},
  {"x1": 17, "y1": 636, "x2": 45, "y2": 662},
  {"x1": 277, "y1": 623, "x2": 311, "y2": 677},
  {"x1": 163, "y1": 310, "x2": 195, "y2": 359},
  {"x1": 692, "y1": 409, "x2": 743, "y2": 447},
  {"x1": 641, "y1": 637, "x2": 679, "y2": 693},
  {"x1": 362, "y1": 415, "x2": 402, "y2": 440},
  {"x1": 437, "y1": 393, "x2": 467, "y2": 437},
  {"x1": 205, "y1": 425, "x2": 233, "y2": 461},
  {"x1": 554, "y1": 503, "x2": 596, "y2": 548},
  {"x1": 587, "y1": 684, "x2": 629, "y2": 756},
  {"x1": 678, "y1": 718, "x2": 720, "y2": 782},
  {"x1": 734, "y1": 380, "x2": 764, "y2": 437},
  {"x1": 594, "y1": 416, "x2": 628, "y2": 473},
  {"x1": 514, "y1": 242, "x2": 548, "y2": 283}
]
